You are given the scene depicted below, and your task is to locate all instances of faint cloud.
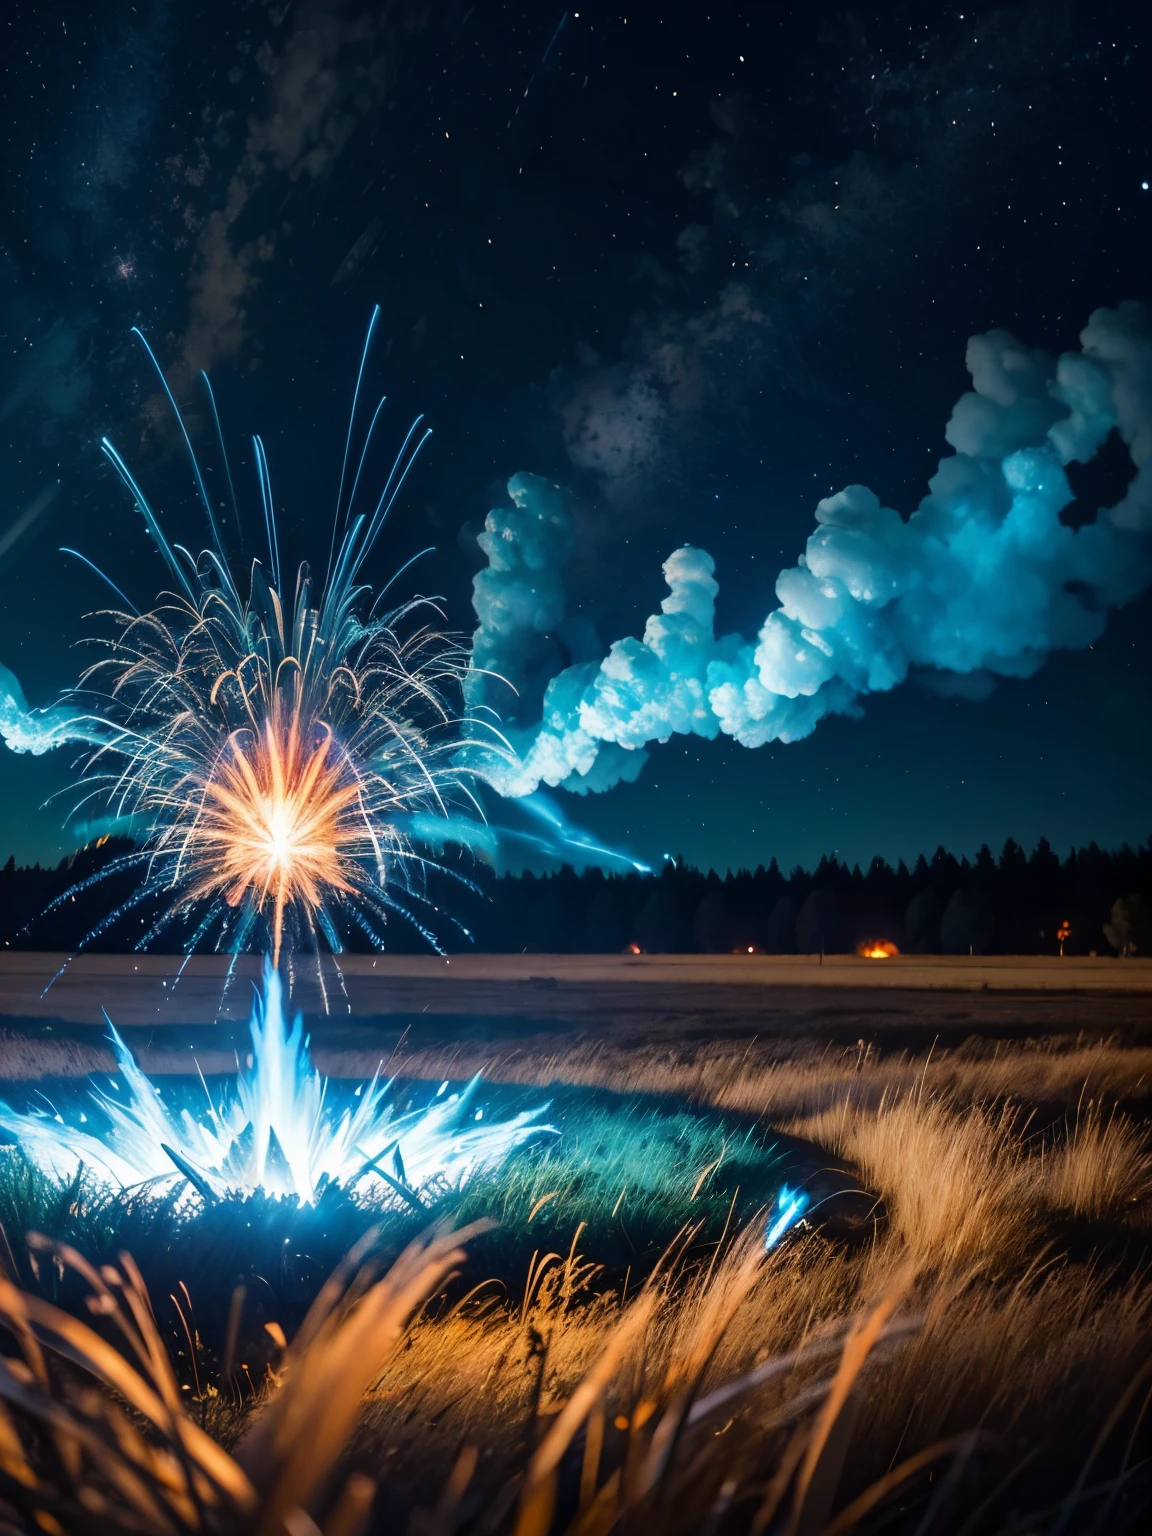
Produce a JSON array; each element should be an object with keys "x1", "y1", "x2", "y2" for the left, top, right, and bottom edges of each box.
[
  {"x1": 181, "y1": 0, "x2": 401, "y2": 380},
  {"x1": 555, "y1": 283, "x2": 770, "y2": 500},
  {"x1": 553, "y1": 2, "x2": 1080, "y2": 500},
  {"x1": 675, "y1": 224, "x2": 711, "y2": 275},
  {"x1": 63, "y1": 1, "x2": 172, "y2": 218}
]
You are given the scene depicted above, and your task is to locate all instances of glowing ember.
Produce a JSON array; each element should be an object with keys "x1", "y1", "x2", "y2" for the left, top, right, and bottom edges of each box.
[
  {"x1": 857, "y1": 940, "x2": 899, "y2": 959},
  {"x1": 0, "y1": 965, "x2": 552, "y2": 1204}
]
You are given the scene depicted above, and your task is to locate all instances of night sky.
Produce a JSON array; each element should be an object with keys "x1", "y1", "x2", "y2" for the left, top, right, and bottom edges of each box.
[{"x1": 1, "y1": 0, "x2": 1149, "y2": 876}]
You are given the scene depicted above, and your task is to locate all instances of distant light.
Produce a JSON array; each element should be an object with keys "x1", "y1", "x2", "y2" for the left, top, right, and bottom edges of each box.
[{"x1": 1143, "y1": 182, "x2": 1150, "y2": 191}]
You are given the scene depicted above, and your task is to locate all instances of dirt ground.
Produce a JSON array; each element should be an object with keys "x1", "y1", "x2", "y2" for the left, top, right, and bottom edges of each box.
[
  {"x1": 3, "y1": 950, "x2": 1151, "y2": 1017},
  {"x1": 0, "y1": 951, "x2": 1150, "y2": 1080}
]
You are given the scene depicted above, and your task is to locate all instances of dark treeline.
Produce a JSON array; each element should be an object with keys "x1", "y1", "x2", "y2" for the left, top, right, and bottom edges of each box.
[
  {"x1": 464, "y1": 839, "x2": 1152, "y2": 957},
  {"x1": 2, "y1": 836, "x2": 1151, "y2": 957}
]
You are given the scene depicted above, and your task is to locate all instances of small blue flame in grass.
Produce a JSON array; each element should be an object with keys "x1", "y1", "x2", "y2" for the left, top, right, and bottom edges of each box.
[
  {"x1": 0, "y1": 963, "x2": 554, "y2": 1206},
  {"x1": 765, "y1": 1184, "x2": 809, "y2": 1250}
]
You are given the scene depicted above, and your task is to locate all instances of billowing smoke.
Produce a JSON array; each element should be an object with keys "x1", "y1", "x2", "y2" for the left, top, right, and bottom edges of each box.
[
  {"x1": 468, "y1": 472, "x2": 574, "y2": 712},
  {"x1": 0, "y1": 662, "x2": 96, "y2": 756},
  {"x1": 468, "y1": 302, "x2": 1152, "y2": 798}
]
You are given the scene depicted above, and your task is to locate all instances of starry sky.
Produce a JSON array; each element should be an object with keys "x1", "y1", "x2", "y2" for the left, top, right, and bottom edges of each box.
[{"x1": 0, "y1": 0, "x2": 1149, "y2": 875}]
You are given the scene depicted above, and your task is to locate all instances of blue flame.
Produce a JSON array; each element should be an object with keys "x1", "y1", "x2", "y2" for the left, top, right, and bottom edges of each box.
[
  {"x1": 0, "y1": 964, "x2": 553, "y2": 1205},
  {"x1": 764, "y1": 1184, "x2": 809, "y2": 1250}
]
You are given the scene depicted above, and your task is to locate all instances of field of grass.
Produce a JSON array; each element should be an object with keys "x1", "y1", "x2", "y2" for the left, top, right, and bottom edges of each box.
[{"x1": 1, "y1": 1017, "x2": 1151, "y2": 1532}]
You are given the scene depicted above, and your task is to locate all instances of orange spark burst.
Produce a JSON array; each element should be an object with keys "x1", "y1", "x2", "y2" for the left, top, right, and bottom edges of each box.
[{"x1": 179, "y1": 709, "x2": 363, "y2": 965}]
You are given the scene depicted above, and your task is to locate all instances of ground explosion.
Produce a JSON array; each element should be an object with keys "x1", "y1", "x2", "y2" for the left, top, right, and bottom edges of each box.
[
  {"x1": 0, "y1": 320, "x2": 808, "y2": 1249},
  {"x1": 0, "y1": 966, "x2": 552, "y2": 1204},
  {"x1": 0, "y1": 318, "x2": 564, "y2": 1208}
]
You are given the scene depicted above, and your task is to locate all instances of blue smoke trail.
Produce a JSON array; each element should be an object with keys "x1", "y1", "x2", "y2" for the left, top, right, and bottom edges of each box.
[
  {"x1": 0, "y1": 661, "x2": 99, "y2": 756},
  {"x1": 392, "y1": 793, "x2": 650, "y2": 874},
  {"x1": 467, "y1": 302, "x2": 1152, "y2": 798}
]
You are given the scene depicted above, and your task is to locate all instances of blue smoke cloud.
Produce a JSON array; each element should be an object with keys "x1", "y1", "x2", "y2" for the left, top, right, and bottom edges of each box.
[
  {"x1": 0, "y1": 662, "x2": 96, "y2": 756},
  {"x1": 468, "y1": 472, "x2": 574, "y2": 712},
  {"x1": 469, "y1": 302, "x2": 1152, "y2": 798}
]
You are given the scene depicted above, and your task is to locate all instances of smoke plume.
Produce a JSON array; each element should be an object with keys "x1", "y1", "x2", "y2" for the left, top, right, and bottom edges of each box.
[
  {"x1": 0, "y1": 663, "x2": 96, "y2": 757},
  {"x1": 468, "y1": 302, "x2": 1152, "y2": 798}
]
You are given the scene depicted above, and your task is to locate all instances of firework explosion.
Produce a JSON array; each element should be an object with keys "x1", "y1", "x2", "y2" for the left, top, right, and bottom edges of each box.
[
  {"x1": 67, "y1": 532, "x2": 474, "y2": 965},
  {"x1": 0, "y1": 320, "x2": 560, "y2": 1206},
  {"x1": 38, "y1": 316, "x2": 494, "y2": 967},
  {"x1": 0, "y1": 965, "x2": 552, "y2": 1204},
  {"x1": 0, "y1": 320, "x2": 807, "y2": 1243}
]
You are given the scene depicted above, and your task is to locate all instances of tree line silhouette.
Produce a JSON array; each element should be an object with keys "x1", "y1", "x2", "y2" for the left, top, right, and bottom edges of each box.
[
  {"x1": 1, "y1": 835, "x2": 1150, "y2": 957},
  {"x1": 461, "y1": 839, "x2": 1152, "y2": 957}
]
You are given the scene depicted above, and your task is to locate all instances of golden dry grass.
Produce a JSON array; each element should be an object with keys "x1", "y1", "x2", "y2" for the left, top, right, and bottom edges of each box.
[
  {"x1": 388, "y1": 1030, "x2": 1152, "y2": 1263},
  {"x1": 1, "y1": 1179, "x2": 1149, "y2": 1532},
  {"x1": 784, "y1": 1095, "x2": 1031, "y2": 1272},
  {"x1": 2, "y1": 1028, "x2": 1152, "y2": 1531},
  {"x1": 349, "y1": 1216, "x2": 1152, "y2": 1532},
  {"x1": 335, "y1": 1028, "x2": 1152, "y2": 1528},
  {"x1": 383, "y1": 1033, "x2": 1152, "y2": 1124},
  {"x1": 1041, "y1": 1105, "x2": 1152, "y2": 1223}
]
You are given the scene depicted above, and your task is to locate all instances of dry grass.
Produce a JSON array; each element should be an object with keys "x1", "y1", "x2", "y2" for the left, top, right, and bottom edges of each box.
[
  {"x1": 1, "y1": 1028, "x2": 1152, "y2": 1530},
  {"x1": 0, "y1": 1185, "x2": 1149, "y2": 1532},
  {"x1": 382, "y1": 1034, "x2": 1152, "y2": 1124},
  {"x1": 789, "y1": 1086, "x2": 1152, "y2": 1270},
  {"x1": 1041, "y1": 1105, "x2": 1152, "y2": 1223},
  {"x1": 343, "y1": 1219, "x2": 1152, "y2": 1531},
  {"x1": 0, "y1": 1225, "x2": 480, "y2": 1534},
  {"x1": 0, "y1": 1033, "x2": 113, "y2": 1081},
  {"x1": 388, "y1": 1031, "x2": 1152, "y2": 1274},
  {"x1": 0, "y1": 1222, "x2": 964, "y2": 1536},
  {"x1": 785, "y1": 1095, "x2": 1031, "y2": 1272}
]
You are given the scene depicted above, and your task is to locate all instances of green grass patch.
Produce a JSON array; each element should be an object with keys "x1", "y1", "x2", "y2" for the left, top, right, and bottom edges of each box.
[{"x1": 0, "y1": 1079, "x2": 796, "y2": 1373}]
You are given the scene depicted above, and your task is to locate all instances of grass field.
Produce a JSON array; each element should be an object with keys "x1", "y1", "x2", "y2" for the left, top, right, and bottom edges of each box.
[{"x1": 0, "y1": 963, "x2": 1150, "y2": 1533}]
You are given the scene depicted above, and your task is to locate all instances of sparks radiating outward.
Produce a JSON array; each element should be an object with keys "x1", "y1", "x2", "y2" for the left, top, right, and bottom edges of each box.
[
  {"x1": 33, "y1": 311, "x2": 499, "y2": 967},
  {"x1": 0, "y1": 316, "x2": 569, "y2": 1208},
  {"x1": 184, "y1": 708, "x2": 360, "y2": 965},
  {"x1": 0, "y1": 318, "x2": 638, "y2": 1210},
  {"x1": 0, "y1": 966, "x2": 552, "y2": 1204},
  {"x1": 0, "y1": 316, "x2": 558, "y2": 1203}
]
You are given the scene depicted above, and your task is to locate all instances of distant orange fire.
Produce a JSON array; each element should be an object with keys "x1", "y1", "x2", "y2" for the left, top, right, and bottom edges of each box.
[{"x1": 857, "y1": 939, "x2": 899, "y2": 959}]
